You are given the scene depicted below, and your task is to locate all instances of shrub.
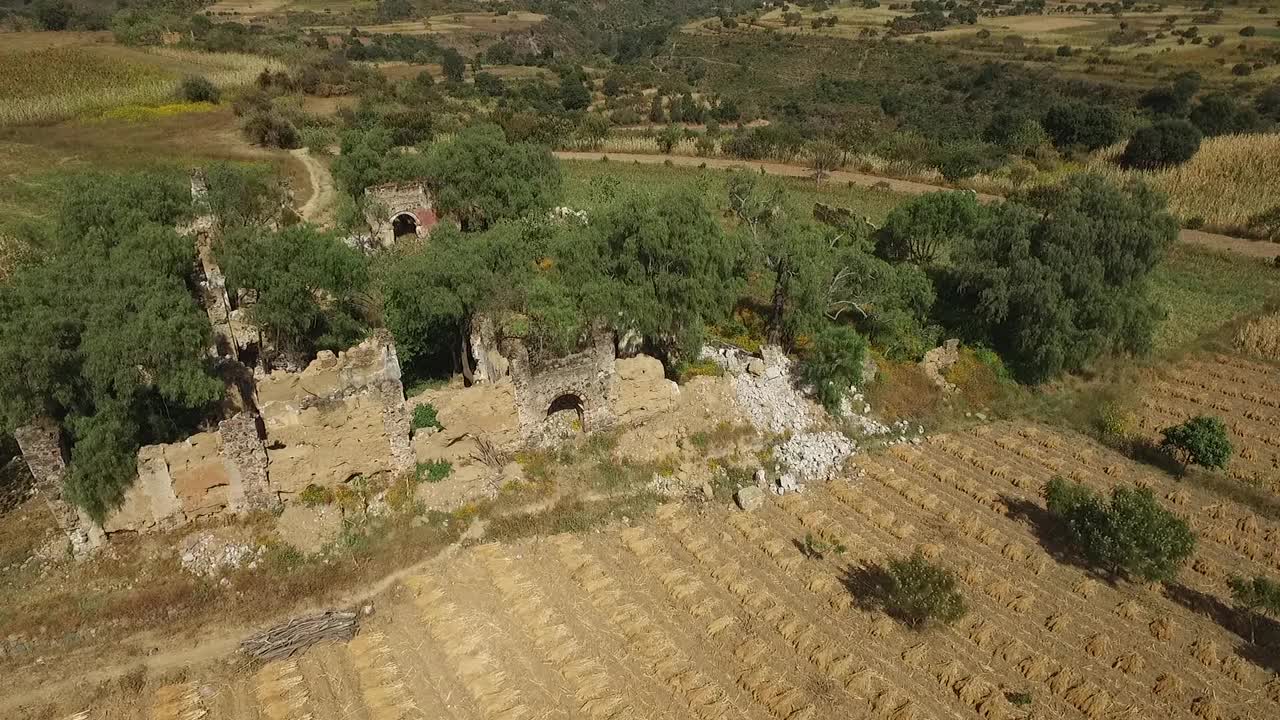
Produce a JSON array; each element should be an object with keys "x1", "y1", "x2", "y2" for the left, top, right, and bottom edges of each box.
[
  {"x1": 799, "y1": 323, "x2": 868, "y2": 415},
  {"x1": 1160, "y1": 415, "x2": 1232, "y2": 469},
  {"x1": 412, "y1": 403, "x2": 443, "y2": 430},
  {"x1": 242, "y1": 111, "x2": 300, "y2": 149},
  {"x1": 299, "y1": 483, "x2": 335, "y2": 507},
  {"x1": 1241, "y1": 25, "x2": 1257, "y2": 36},
  {"x1": 1044, "y1": 477, "x2": 1196, "y2": 582},
  {"x1": 1057, "y1": 45, "x2": 1073, "y2": 57},
  {"x1": 1119, "y1": 120, "x2": 1202, "y2": 170},
  {"x1": 414, "y1": 460, "x2": 453, "y2": 483},
  {"x1": 1042, "y1": 102, "x2": 1123, "y2": 150},
  {"x1": 879, "y1": 551, "x2": 968, "y2": 627},
  {"x1": 178, "y1": 75, "x2": 220, "y2": 104}
]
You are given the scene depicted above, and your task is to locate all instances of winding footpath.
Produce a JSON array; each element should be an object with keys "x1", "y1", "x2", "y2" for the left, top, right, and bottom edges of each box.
[{"x1": 554, "y1": 151, "x2": 1279, "y2": 261}]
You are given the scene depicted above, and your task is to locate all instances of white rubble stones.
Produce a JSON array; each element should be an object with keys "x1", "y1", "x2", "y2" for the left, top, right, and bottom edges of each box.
[
  {"x1": 702, "y1": 344, "x2": 810, "y2": 434},
  {"x1": 179, "y1": 532, "x2": 261, "y2": 577},
  {"x1": 773, "y1": 431, "x2": 855, "y2": 495},
  {"x1": 735, "y1": 485, "x2": 765, "y2": 511},
  {"x1": 548, "y1": 206, "x2": 589, "y2": 225}
]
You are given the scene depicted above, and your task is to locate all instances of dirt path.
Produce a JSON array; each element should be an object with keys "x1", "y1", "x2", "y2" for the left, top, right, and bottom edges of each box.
[
  {"x1": 555, "y1": 151, "x2": 1278, "y2": 261},
  {"x1": 291, "y1": 147, "x2": 337, "y2": 228}
]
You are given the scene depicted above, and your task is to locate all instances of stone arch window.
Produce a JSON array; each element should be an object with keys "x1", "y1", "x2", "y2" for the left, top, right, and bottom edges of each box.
[
  {"x1": 391, "y1": 212, "x2": 419, "y2": 239},
  {"x1": 546, "y1": 393, "x2": 585, "y2": 433}
]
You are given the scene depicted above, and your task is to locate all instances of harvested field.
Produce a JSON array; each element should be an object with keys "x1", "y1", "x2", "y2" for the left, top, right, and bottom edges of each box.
[
  {"x1": 66, "y1": 422, "x2": 1280, "y2": 720},
  {"x1": 1137, "y1": 352, "x2": 1280, "y2": 493}
]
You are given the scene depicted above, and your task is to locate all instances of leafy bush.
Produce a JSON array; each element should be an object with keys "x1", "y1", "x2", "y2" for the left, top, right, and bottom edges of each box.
[
  {"x1": 242, "y1": 111, "x2": 300, "y2": 149},
  {"x1": 1119, "y1": 120, "x2": 1202, "y2": 170},
  {"x1": 875, "y1": 191, "x2": 984, "y2": 265},
  {"x1": 1160, "y1": 415, "x2": 1232, "y2": 469},
  {"x1": 1044, "y1": 477, "x2": 1196, "y2": 582},
  {"x1": 1042, "y1": 102, "x2": 1123, "y2": 151},
  {"x1": 414, "y1": 460, "x2": 453, "y2": 483},
  {"x1": 799, "y1": 323, "x2": 868, "y2": 415},
  {"x1": 179, "y1": 75, "x2": 220, "y2": 104},
  {"x1": 1189, "y1": 93, "x2": 1260, "y2": 136},
  {"x1": 879, "y1": 551, "x2": 968, "y2": 627},
  {"x1": 412, "y1": 403, "x2": 443, "y2": 431}
]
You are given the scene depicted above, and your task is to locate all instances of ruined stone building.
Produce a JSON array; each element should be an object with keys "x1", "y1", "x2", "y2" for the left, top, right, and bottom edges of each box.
[{"x1": 360, "y1": 182, "x2": 439, "y2": 250}]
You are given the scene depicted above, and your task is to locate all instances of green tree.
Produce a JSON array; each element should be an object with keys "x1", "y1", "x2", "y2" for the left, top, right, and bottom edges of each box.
[
  {"x1": 559, "y1": 72, "x2": 592, "y2": 111},
  {"x1": 1190, "y1": 93, "x2": 1260, "y2": 136},
  {"x1": 874, "y1": 550, "x2": 968, "y2": 628},
  {"x1": 1160, "y1": 415, "x2": 1232, "y2": 469},
  {"x1": 875, "y1": 191, "x2": 984, "y2": 266},
  {"x1": 1044, "y1": 477, "x2": 1195, "y2": 582},
  {"x1": 1228, "y1": 575, "x2": 1280, "y2": 642},
  {"x1": 1042, "y1": 102, "x2": 1124, "y2": 151},
  {"x1": 570, "y1": 188, "x2": 742, "y2": 360},
  {"x1": 1120, "y1": 120, "x2": 1202, "y2": 169},
  {"x1": 0, "y1": 171, "x2": 222, "y2": 520},
  {"x1": 423, "y1": 124, "x2": 562, "y2": 231},
  {"x1": 34, "y1": 0, "x2": 71, "y2": 30},
  {"x1": 216, "y1": 224, "x2": 369, "y2": 362},
  {"x1": 201, "y1": 162, "x2": 288, "y2": 233},
  {"x1": 179, "y1": 75, "x2": 220, "y2": 104},
  {"x1": 942, "y1": 175, "x2": 1176, "y2": 383},
  {"x1": 799, "y1": 323, "x2": 868, "y2": 414},
  {"x1": 441, "y1": 48, "x2": 466, "y2": 83}
]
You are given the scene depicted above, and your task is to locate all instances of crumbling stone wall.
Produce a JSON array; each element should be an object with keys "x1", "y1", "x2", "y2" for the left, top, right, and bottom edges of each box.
[
  {"x1": 362, "y1": 182, "x2": 438, "y2": 249},
  {"x1": 256, "y1": 331, "x2": 411, "y2": 493},
  {"x1": 506, "y1": 328, "x2": 618, "y2": 443},
  {"x1": 13, "y1": 420, "x2": 104, "y2": 555}
]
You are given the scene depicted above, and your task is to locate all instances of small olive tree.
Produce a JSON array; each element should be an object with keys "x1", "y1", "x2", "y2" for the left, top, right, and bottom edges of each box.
[
  {"x1": 1228, "y1": 575, "x2": 1280, "y2": 643},
  {"x1": 1045, "y1": 477, "x2": 1195, "y2": 582},
  {"x1": 879, "y1": 551, "x2": 968, "y2": 628},
  {"x1": 1161, "y1": 415, "x2": 1232, "y2": 470}
]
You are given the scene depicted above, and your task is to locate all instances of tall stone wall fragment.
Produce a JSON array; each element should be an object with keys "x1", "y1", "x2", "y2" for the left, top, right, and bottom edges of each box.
[
  {"x1": 219, "y1": 412, "x2": 276, "y2": 513},
  {"x1": 13, "y1": 419, "x2": 104, "y2": 556}
]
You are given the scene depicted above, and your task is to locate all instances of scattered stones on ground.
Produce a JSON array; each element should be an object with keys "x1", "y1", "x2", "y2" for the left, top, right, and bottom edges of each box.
[
  {"x1": 179, "y1": 532, "x2": 261, "y2": 577},
  {"x1": 774, "y1": 431, "x2": 856, "y2": 494}
]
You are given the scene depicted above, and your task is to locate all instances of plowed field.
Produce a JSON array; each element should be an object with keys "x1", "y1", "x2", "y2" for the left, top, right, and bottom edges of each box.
[
  {"x1": 1138, "y1": 353, "x2": 1280, "y2": 492},
  {"x1": 83, "y1": 423, "x2": 1280, "y2": 720}
]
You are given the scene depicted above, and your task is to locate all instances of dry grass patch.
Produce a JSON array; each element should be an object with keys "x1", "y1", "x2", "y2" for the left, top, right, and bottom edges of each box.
[{"x1": 1234, "y1": 312, "x2": 1280, "y2": 361}]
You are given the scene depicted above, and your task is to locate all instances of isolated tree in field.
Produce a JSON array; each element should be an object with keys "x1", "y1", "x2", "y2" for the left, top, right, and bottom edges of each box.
[
  {"x1": 1044, "y1": 477, "x2": 1196, "y2": 582},
  {"x1": 1228, "y1": 575, "x2": 1280, "y2": 642},
  {"x1": 1160, "y1": 415, "x2": 1232, "y2": 470},
  {"x1": 873, "y1": 550, "x2": 968, "y2": 628},
  {"x1": 657, "y1": 125, "x2": 684, "y2": 154},
  {"x1": 942, "y1": 174, "x2": 1176, "y2": 383},
  {"x1": 179, "y1": 75, "x2": 221, "y2": 104},
  {"x1": 424, "y1": 124, "x2": 562, "y2": 231},
  {"x1": 0, "y1": 171, "x2": 222, "y2": 520},
  {"x1": 441, "y1": 48, "x2": 466, "y2": 82},
  {"x1": 1120, "y1": 120, "x2": 1202, "y2": 169},
  {"x1": 217, "y1": 224, "x2": 369, "y2": 361},
  {"x1": 875, "y1": 191, "x2": 984, "y2": 266}
]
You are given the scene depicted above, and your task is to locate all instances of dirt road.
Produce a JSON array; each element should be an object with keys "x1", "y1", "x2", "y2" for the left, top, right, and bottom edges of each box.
[
  {"x1": 290, "y1": 147, "x2": 337, "y2": 228},
  {"x1": 555, "y1": 151, "x2": 1279, "y2": 261}
]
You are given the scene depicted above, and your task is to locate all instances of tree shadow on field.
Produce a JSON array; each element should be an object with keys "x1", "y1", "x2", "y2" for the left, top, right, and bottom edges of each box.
[
  {"x1": 839, "y1": 561, "x2": 896, "y2": 615},
  {"x1": 1163, "y1": 582, "x2": 1280, "y2": 674},
  {"x1": 999, "y1": 493, "x2": 1121, "y2": 586}
]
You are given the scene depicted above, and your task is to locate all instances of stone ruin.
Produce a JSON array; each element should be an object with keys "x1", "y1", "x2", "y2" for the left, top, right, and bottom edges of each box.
[{"x1": 358, "y1": 182, "x2": 439, "y2": 251}]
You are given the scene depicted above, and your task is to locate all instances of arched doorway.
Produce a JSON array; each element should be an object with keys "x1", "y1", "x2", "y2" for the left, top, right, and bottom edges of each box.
[
  {"x1": 392, "y1": 212, "x2": 419, "y2": 240},
  {"x1": 545, "y1": 393, "x2": 585, "y2": 438}
]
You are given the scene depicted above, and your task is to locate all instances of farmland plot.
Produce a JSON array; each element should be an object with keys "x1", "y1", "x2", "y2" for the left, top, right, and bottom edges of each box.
[
  {"x1": 1137, "y1": 353, "x2": 1280, "y2": 492},
  {"x1": 83, "y1": 423, "x2": 1280, "y2": 720}
]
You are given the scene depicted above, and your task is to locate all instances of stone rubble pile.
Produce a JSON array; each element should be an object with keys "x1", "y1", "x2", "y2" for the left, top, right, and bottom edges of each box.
[
  {"x1": 702, "y1": 345, "x2": 810, "y2": 434},
  {"x1": 773, "y1": 431, "x2": 856, "y2": 495},
  {"x1": 179, "y1": 532, "x2": 263, "y2": 577}
]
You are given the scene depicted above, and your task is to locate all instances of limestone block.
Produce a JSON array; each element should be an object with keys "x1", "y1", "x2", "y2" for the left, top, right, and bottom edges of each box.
[{"x1": 165, "y1": 432, "x2": 231, "y2": 518}]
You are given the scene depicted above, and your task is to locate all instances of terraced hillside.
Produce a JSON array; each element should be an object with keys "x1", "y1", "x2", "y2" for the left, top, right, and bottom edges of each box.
[{"x1": 83, "y1": 423, "x2": 1280, "y2": 720}]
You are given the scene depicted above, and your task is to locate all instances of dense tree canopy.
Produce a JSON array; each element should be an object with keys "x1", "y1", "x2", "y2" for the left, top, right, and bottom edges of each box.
[
  {"x1": 0, "y1": 171, "x2": 222, "y2": 520},
  {"x1": 423, "y1": 124, "x2": 562, "y2": 231},
  {"x1": 940, "y1": 174, "x2": 1177, "y2": 383},
  {"x1": 1119, "y1": 119, "x2": 1202, "y2": 170}
]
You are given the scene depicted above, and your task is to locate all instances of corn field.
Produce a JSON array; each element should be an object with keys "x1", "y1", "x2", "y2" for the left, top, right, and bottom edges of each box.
[
  {"x1": 1087, "y1": 133, "x2": 1280, "y2": 235},
  {"x1": 0, "y1": 46, "x2": 285, "y2": 127}
]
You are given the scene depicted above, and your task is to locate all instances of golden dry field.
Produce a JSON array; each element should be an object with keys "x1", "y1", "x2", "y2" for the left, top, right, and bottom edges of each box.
[
  {"x1": 0, "y1": 34, "x2": 284, "y2": 126},
  {"x1": 1089, "y1": 133, "x2": 1280, "y2": 236},
  {"x1": 71, "y1": 419, "x2": 1280, "y2": 720},
  {"x1": 1138, "y1": 352, "x2": 1280, "y2": 492}
]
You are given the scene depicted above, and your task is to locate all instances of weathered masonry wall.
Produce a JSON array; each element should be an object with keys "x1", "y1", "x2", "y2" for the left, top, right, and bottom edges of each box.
[
  {"x1": 13, "y1": 420, "x2": 105, "y2": 555},
  {"x1": 362, "y1": 182, "x2": 438, "y2": 249},
  {"x1": 96, "y1": 332, "x2": 411, "y2": 535}
]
